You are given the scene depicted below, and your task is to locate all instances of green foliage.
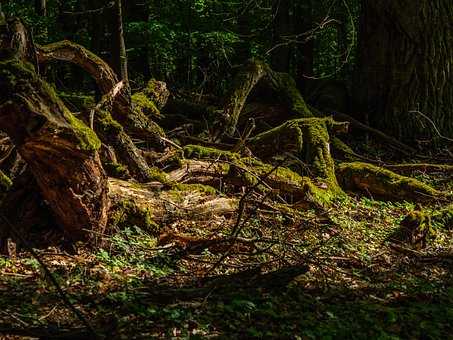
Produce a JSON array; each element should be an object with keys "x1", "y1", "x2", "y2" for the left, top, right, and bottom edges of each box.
[{"x1": 1, "y1": 0, "x2": 362, "y2": 96}]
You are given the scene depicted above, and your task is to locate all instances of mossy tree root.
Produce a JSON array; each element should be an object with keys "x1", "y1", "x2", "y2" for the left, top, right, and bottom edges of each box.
[
  {"x1": 36, "y1": 40, "x2": 166, "y2": 150},
  {"x1": 336, "y1": 162, "x2": 444, "y2": 202},
  {"x1": 248, "y1": 117, "x2": 347, "y2": 195},
  {"x1": 222, "y1": 59, "x2": 313, "y2": 136},
  {"x1": 180, "y1": 145, "x2": 342, "y2": 207}
]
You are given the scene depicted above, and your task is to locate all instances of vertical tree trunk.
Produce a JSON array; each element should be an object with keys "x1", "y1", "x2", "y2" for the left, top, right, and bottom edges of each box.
[
  {"x1": 271, "y1": 0, "x2": 292, "y2": 73},
  {"x1": 111, "y1": 0, "x2": 128, "y2": 82},
  {"x1": 295, "y1": 0, "x2": 314, "y2": 93},
  {"x1": 34, "y1": 0, "x2": 46, "y2": 16},
  {"x1": 356, "y1": 0, "x2": 453, "y2": 141}
]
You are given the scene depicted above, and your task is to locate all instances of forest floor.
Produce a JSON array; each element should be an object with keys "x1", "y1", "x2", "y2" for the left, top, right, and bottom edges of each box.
[{"x1": 0, "y1": 165, "x2": 452, "y2": 339}]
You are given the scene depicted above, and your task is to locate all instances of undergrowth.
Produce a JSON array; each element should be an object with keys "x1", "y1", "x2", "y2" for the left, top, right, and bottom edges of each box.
[{"x1": 0, "y1": 171, "x2": 451, "y2": 339}]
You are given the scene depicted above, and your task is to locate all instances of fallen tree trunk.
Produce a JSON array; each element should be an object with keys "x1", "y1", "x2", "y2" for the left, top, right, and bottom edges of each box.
[{"x1": 108, "y1": 178, "x2": 238, "y2": 233}]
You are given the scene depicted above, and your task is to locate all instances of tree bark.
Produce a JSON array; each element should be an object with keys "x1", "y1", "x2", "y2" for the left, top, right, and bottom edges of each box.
[
  {"x1": 356, "y1": 0, "x2": 453, "y2": 141},
  {"x1": 0, "y1": 18, "x2": 110, "y2": 240},
  {"x1": 36, "y1": 40, "x2": 166, "y2": 149},
  {"x1": 111, "y1": 0, "x2": 128, "y2": 82},
  {"x1": 271, "y1": 0, "x2": 292, "y2": 73},
  {"x1": 0, "y1": 57, "x2": 110, "y2": 239}
]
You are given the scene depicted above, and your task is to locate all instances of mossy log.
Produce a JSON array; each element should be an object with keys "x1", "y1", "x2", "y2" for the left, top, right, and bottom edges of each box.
[
  {"x1": 383, "y1": 163, "x2": 453, "y2": 175},
  {"x1": 180, "y1": 146, "x2": 341, "y2": 207},
  {"x1": 36, "y1": 40, "x2": 166, "y2": 149},
  {"x1": 0, "y1": 57, "x2": 110, "y2": 239},
  {"x1": 89, "y1": 82, "x2": 153, "y2": 182},
  {"x1": 108, "y1": 178, "x2": 237, "y2": 233},
  {"x1": 336, "y1": 162, "x2": 443, "y2": 202},
  {"x1": 93, "y1": 108, "x2": 153, "y2": 182}
]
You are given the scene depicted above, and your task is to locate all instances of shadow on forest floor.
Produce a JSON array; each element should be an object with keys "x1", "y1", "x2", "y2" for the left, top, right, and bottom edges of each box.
[{"x1": 0, "y1": 193, "x2": 452, "y2": 339}]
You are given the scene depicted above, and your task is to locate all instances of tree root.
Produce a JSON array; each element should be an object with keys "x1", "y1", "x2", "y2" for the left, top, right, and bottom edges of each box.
[
  {"x1": 383, "y1": 163, "x2": 453, "y2": 175},
  {"x1": 336, "y1": 162, "x2": 444, "y2": 202},
  {"x1": 222, "y1": 59, "x2": 313, "y2": 135}
]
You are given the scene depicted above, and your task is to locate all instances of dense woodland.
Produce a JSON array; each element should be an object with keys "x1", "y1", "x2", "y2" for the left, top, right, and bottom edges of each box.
[{"x1": 0, "y1": 0, "x2": 451, "y2": 338}]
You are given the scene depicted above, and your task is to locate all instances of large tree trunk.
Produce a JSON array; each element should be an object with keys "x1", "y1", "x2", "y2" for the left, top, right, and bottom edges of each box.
[
  {"x1": 0, "y1": 57, "x2": 110, "y2": 240},
  {"x1": 0, "y1": 18, "x2": 110, "y2": 241},
  {"x1": 355, "y1": 0, "x2": 453, "y2": 141}
]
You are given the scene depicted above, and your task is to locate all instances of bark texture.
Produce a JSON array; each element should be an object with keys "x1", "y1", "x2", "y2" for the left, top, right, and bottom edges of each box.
[
  {"x1": 0, "y1": 57, "x2": 110, "y2": 239},
  {"x1": 36, "y1": 41, "x2": 165, "y2": 148},
  {"x1": 356, "y1": 0, "x2": 453, "y2": 141}
]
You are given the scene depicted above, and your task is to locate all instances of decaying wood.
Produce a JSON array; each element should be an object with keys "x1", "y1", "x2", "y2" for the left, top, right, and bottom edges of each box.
[
  {"x1": 90, "y1": 81, "x2": 152, "y2": 182},
  {"x1": 0, "y1": 19, "x2": 109, "y2": 240},
  {"x1": 336, "y1": 162, "x2": 445, "y2": 202},
  {"x1": 36, "y1": 40, "x2": 166, "y2": 149},
  {"x1": 0, "y1": 57, "x2": 110, "y2": 239},
  {"x1": 108, "y1": 177, "x2": 237, "y2": 230},
  {"x1": 0, "y1": 17, "x2": 447, "y2": 250}
]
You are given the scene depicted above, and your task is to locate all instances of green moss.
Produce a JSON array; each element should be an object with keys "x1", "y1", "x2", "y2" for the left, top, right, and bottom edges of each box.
[
  {"x1": 337, "y1": 162, "x2": 441, "y2": 201},
  {"x1": 300, "y1": 176, "x2": 339, "y2": 207},
  {"x1": 131, "y1": 105, "x2": 165, "y2": 136},
  {"x1": 183, "y1": 144, "x2": 239, "y2": 161},
  {"x1": 267, "y1": 70, "x2": 313, "y2": 118},
  {"x1": 172, "y1": 183, "x2": 218, "y2": 196},
  {"x1": 143, "y1": 79, "x2": 160, "y2": 97},
  {"x1": 64, "y1": 110, "x2": 102, "y2": 152},
  {"x1": 0, "y1": 170, "x2": 12, "y2": 192},
  {"x1": 0, "y1": 57, "x2": 101, "y2": 153},
  {"x1": 96, "y1": 109, "x2": 123, "y2": 134},
  {"x1": 103, "y1": 162, "x2": 130, "y2": 179},
  {"x1": 148, "y1": 166, "x2": 173, "y2": 185},
  {"x1": 110, "y1": 199, "x2": 159, "y2": 235},
  {"x1": 132, "y1": 92, "x2": 160, "y2": 118}
]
